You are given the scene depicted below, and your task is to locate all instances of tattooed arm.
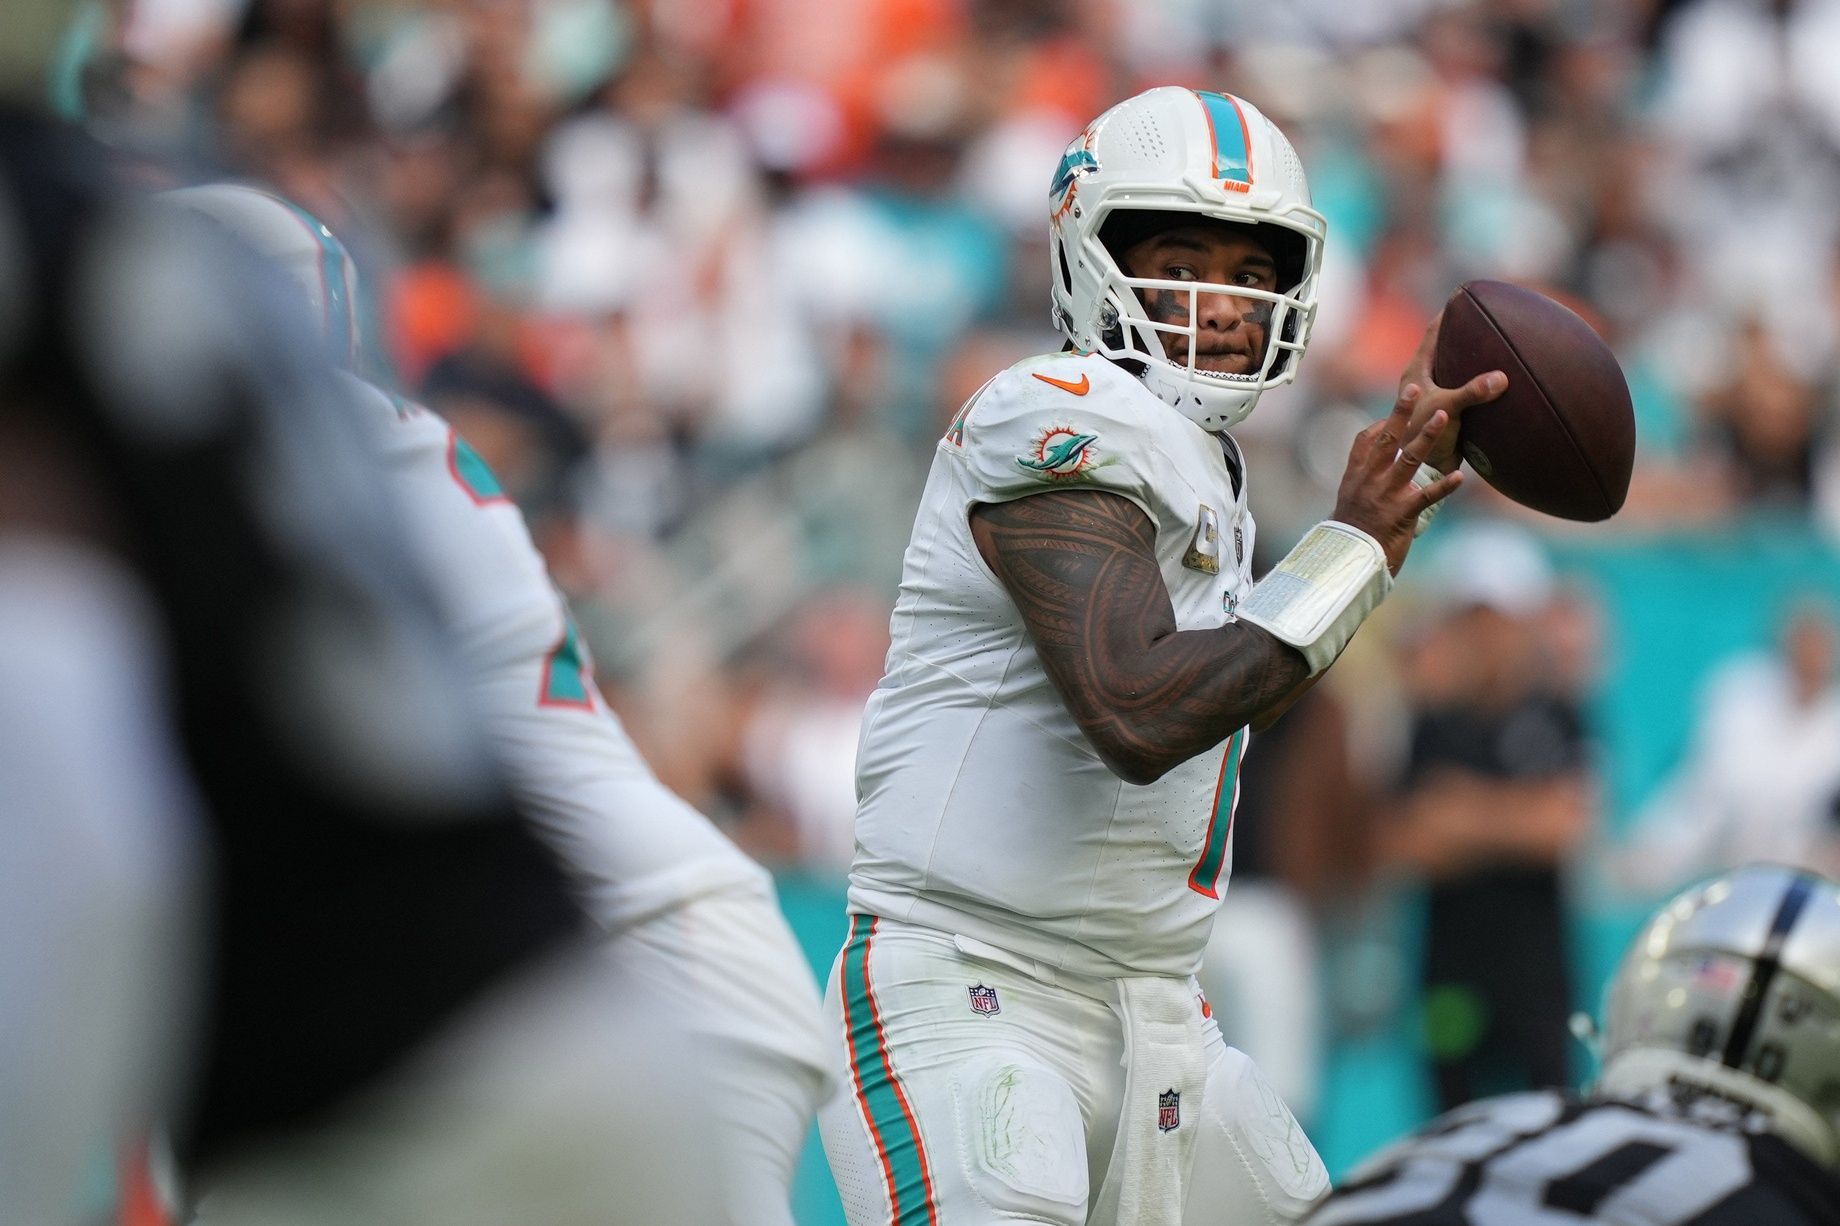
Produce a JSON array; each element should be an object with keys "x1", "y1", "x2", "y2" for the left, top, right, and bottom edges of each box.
[{"x1": 970, "y1": 489, "x2": 1307, "y2": 785}]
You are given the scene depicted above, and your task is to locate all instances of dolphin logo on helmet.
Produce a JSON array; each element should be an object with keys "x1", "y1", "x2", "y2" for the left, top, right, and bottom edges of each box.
[{"x1": 1049, "y1": 130, "x2": 1100, "y2": 224}]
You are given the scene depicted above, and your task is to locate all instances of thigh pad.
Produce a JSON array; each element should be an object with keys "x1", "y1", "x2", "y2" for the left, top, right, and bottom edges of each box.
[{"x1": 950, "y1": 1054, "x2": 1088, "y2": 1221}]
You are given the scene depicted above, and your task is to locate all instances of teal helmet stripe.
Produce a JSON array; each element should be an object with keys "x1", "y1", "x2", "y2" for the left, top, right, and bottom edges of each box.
[
  {"x1": 1194, "y1": 91, "x2": 1252, "y2": 188},
  {"x1": 275, "y1": 196, "x2": 355, "y2": 362}
]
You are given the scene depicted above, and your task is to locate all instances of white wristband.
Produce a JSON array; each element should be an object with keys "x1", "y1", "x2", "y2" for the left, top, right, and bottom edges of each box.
[
  {"x1": 1410, "y1": 462, "x2": 1445, "y2": 537},
  {"x1": 1238, "y1": 521, "x2": 1393, "y2": 676}
]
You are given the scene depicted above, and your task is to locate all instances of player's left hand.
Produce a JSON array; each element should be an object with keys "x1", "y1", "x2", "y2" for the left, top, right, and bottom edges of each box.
[{"x1": 1394, "y1": 310, "x2": 1509, "y2": 473}]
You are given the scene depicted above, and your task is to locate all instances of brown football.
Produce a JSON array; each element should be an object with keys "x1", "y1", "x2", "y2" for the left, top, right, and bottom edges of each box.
[{"x1": 1431, "y1": 280, "x2": 1635, "y2": 522}]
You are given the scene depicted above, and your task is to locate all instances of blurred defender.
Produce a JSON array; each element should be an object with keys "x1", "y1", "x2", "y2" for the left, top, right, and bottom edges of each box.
[
  {"x1": 0, "y1": 106, "x2": 722, "y2": 1226},
  {"x1": 1304, "y1": 864, "x2": 1840, "y2": 1225},
  {"x1": 0, "y1": 114, "x2": 205, "y2": 1226},
  {"x1": 165, "y1": 184, "x2": 834, "y2": 1226},
  {"x1": 820, "y1": 87, "x2": 1504, "y2": 1225}
]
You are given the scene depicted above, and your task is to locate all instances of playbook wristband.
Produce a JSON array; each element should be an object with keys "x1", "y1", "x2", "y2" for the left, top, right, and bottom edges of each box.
[
  {"x1": 1237, "y1": 521, "x2": 1393, "y2": 676},
  {"x1": 1410, "y1": 462, "x2": 1446, "y2": 537}
]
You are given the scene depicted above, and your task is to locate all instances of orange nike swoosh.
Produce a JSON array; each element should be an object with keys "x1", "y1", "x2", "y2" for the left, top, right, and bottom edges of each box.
[{"x1": 1032, "y1": 371, "x2": 1090, "y2": 396}]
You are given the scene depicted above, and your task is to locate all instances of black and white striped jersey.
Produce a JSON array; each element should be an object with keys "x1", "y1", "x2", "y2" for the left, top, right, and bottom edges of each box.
[{"x1": 1306, "y1": 1090, "x2": 1840, "y2": 1226}]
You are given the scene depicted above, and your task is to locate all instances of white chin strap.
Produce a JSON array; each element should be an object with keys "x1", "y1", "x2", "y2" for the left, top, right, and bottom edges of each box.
[{"x1": 1138, "y1": 363, "x2": 1261, "y2": 432}]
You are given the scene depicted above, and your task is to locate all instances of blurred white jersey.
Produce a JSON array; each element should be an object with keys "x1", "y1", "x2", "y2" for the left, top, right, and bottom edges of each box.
[
  {"x1": 849, "y1": 351, "x2": 1257, "y2": 978},
  {"x1": 318, "y1": 377, "x2": 828, "y2": 1226},
  {"x1": 341, "y1": 375, "x2": 767, "y2": 929}
]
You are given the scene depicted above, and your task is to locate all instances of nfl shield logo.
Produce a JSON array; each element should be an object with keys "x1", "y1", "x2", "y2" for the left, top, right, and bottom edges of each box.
[
  {"x1": 1158, "y1": 1089, "x2": 1180, "y2": 1133},
  {"x1": 968, "y1": 983, "x2": 1001, "y2": 1016}
]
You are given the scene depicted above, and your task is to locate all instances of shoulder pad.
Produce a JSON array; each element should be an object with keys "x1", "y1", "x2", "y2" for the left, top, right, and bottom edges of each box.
[{"x1": 951, "y1": 353, "x2": 1178, "y2": 515}]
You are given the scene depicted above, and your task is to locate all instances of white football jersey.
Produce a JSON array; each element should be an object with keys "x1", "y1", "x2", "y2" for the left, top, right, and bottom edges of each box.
[
  {"x1": 849, "y1": 351, "x2": 1257, "y2": 978},
  {"x1": 341, "y1": 375, "x2": 767, "y2": 929}
]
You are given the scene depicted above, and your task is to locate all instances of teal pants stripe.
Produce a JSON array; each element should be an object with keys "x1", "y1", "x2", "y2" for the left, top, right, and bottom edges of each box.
[{"x1": 841, "y1": 915, "x2": 939, "y2": 1224}]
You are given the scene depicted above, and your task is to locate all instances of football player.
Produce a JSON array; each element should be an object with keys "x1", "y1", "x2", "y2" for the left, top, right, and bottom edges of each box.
[
  {"x1": 0, "y1": 107, "x2": 724, "y2": 1225},
  {"x1": 819, "y1": 86, "x2": 1505, "y2": 1225},
  {"x1": 1303, "y1": 863, "x2": 1840, "y2": 1225},
  {"x1": 163, "y1": 184, "x2": 835, "y2": 1226},
  {"x1": 0, "y1": 109, "x2": 205, "y2": 1225}
]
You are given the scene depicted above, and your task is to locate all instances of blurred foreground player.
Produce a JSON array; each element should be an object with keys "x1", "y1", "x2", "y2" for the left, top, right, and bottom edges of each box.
[
  {"x1": 0, "y1": 112, "x2": 205, "y2": 1226},
  {"x1": 1304, "y1": 864, "x2": 1840, "y2": 1225},
  {"x1": 823, "y1": 86, "x2": 1505, "y2": 1225},
  {"x1": 166, "y1": 183, "x2": 835, "y2": 1226},
  {"x1": 0, "y1": 110, "x2": 722, "y2": 1223}
]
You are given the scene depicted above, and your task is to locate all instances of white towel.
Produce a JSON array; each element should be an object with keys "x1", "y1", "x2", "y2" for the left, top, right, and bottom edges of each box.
[{"x1": 1090, "y1": 976, "x2": 1208, "y2": 1226}]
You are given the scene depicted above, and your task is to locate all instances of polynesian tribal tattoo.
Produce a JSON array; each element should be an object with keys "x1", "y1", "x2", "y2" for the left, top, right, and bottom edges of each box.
[{"x1": 970, "y1": 489, "x2": 1306, "y2": 783}]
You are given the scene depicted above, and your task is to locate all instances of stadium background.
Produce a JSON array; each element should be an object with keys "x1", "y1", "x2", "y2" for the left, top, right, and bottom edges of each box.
[{"x1": 58, "y1": 0, "x2": 1840, "y2": 1219}]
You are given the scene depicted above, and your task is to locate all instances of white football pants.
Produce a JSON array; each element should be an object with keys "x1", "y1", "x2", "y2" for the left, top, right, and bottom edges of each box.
[
  {"x1": 600, "y1": 883, "x2": 836, "y2": 1226},
  {"x1": 1196, "y1": 881, "x2": 1324, "y2": 1125},
  {"x1": 819, "y1": 915, "x2": 1329, "y2": 1225}
]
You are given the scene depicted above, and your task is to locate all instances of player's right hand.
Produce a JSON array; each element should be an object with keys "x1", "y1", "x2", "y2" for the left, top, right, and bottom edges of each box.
[
  {"x1": 1330, "y1": 388, "x2": 1465, "y2": 575},
  {"x1": 1394, "y1": 309, "x2": 1509, "y2": 473}
]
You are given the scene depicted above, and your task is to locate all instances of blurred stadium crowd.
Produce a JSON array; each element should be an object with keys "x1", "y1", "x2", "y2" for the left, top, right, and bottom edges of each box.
[
  {"x1": 70, "y1": 0, "x2": 1840, "y2": 872},
  {"x1": 63, "y1": 0, "x2": 1840, "y2": 1181}
]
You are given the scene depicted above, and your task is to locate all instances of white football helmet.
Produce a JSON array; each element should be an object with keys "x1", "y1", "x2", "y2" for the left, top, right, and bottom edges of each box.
[
  {"x1": 1048, "y1": 86, "x2": 1326, "y2": 432},
  {"x1": 162, "y1": 184, "x2": 361, "y2": 368},
  {"x1": 1598, "y1": 864, "x2": 1840, "y2": 1168}
]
